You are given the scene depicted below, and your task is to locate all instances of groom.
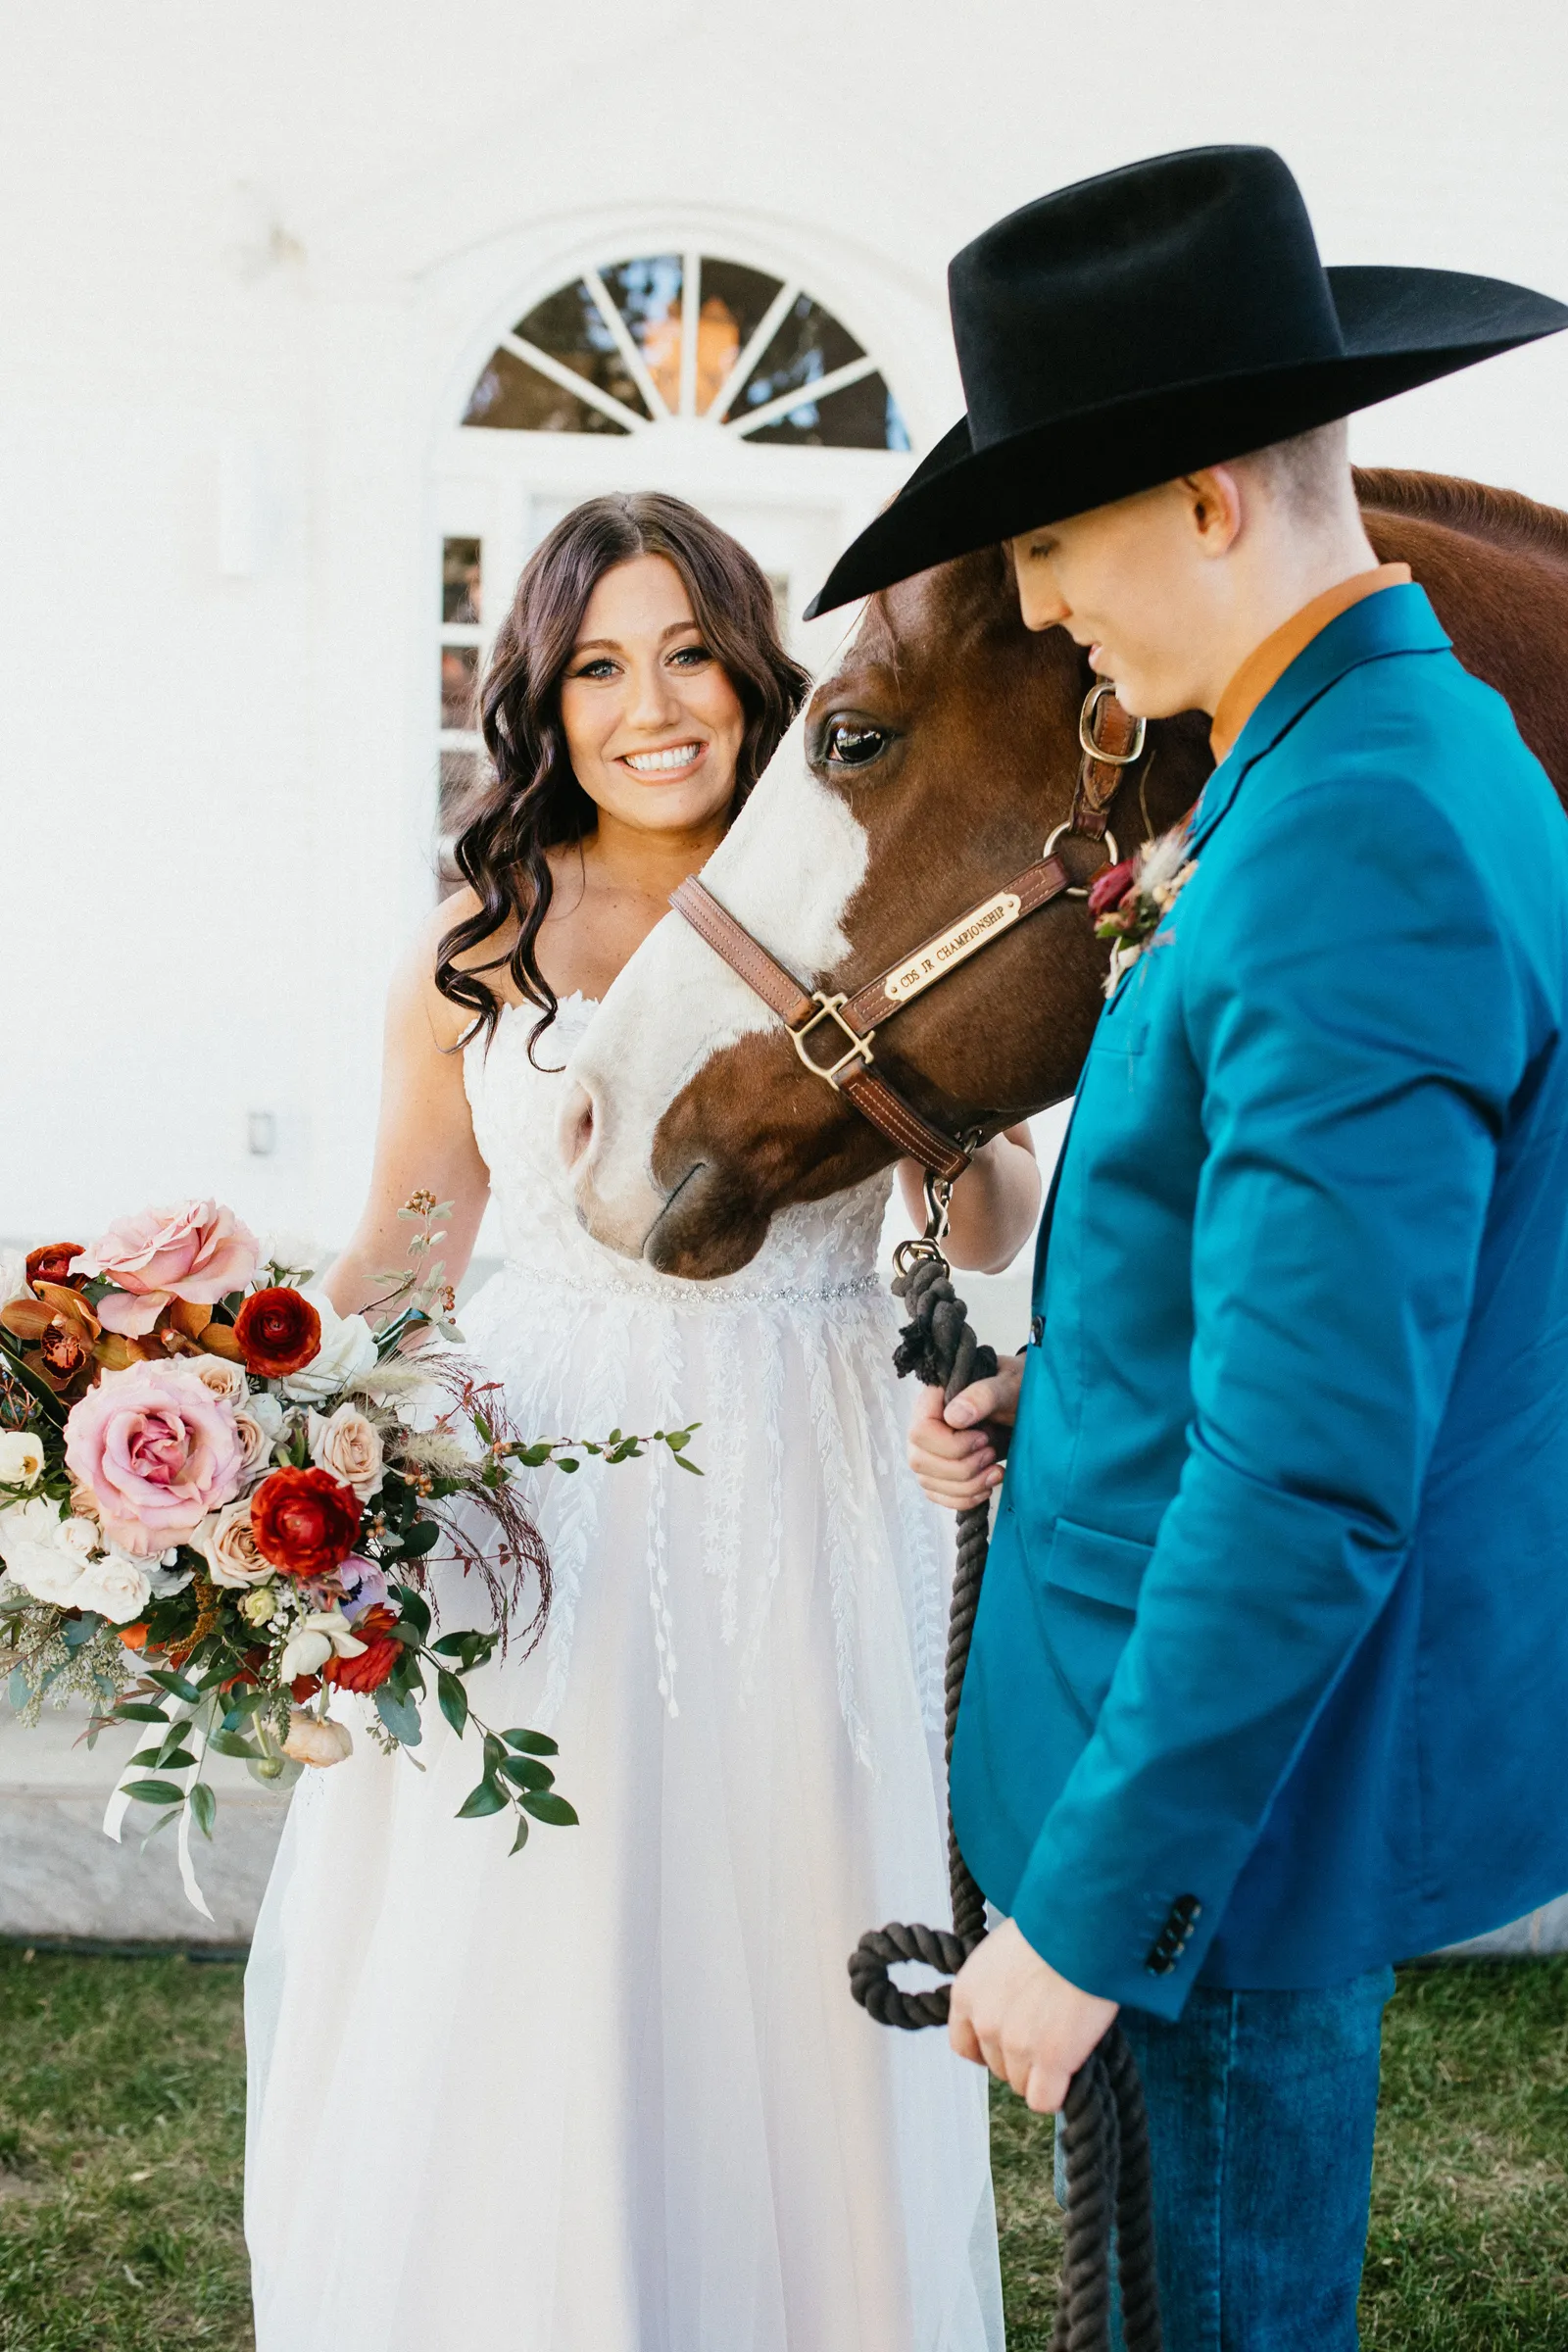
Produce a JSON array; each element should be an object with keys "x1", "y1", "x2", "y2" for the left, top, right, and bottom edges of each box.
[{"x1": 809, "y1": 148, "x2": 1568, "y2": 2340}]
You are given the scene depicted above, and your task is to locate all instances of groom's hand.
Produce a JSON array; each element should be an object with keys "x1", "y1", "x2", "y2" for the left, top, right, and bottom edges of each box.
[
  {"x1": 949, "y1": 1920, "x2": 1119, "y2": 2113},
  {"x1": 906, "y1": 1352, "x2": 1024, "y2": 1511}
]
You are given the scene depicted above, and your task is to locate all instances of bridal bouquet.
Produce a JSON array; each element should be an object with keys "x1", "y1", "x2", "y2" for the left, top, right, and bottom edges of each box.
[{"x1": 0, "y1": 1193, "x2": 696, "y2": 1911}]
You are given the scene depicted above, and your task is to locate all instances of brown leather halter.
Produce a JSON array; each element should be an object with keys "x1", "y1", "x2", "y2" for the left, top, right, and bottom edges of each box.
[{"x1": 670, "y1": 681, "x2": 1148, "y2": 1194}]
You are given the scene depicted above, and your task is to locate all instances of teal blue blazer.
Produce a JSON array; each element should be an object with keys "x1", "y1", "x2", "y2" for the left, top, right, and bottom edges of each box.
[{"x1": 951, "y1": 585, "x2": 1568, "y2": 2016}]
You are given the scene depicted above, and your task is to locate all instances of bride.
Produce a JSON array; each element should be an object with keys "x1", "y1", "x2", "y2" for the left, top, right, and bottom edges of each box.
[{"x1": 244, "y1": 492, "x2": 1039, "y2": 2351}]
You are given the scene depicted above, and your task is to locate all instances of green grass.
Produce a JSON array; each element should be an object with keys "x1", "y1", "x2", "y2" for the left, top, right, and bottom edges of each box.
[
  {"x1": 0, "y1": 1946, "x2": 252, "y2": 2351},
  {"x1": 0, "y1": 1948, "x2": 1562, "y2": 2348}
]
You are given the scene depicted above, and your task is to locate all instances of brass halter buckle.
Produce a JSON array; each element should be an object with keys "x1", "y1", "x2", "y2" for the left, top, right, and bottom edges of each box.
[
  {"x1": 790, "y1": 993, "x2": 876, "y2": 1090},
  {"x1": 1078, "y1": 679, "x2": 1148, "y2": 765}
]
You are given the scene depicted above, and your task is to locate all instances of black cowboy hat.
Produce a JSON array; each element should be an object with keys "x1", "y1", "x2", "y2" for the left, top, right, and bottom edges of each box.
[{"x1": 806, "y1": 144, "x2": 1568, "y2": 616}]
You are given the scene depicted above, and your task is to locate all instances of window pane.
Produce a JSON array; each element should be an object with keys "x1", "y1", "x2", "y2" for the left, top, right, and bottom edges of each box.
[
  {"x1": 441, "y1": 644, "x2": 479, "y2": 729},
  {"x1": 733, "y1": 293, "x2": 862, "y2": 420},
  {"x1": 462, "y1": 345, "x2": 631, "y2": 435},
  {"x1": 595, "y1": 254, "x2": 683, "y2": 409},
  {"x1": 442, "y1": 538, "x2": 482, "y2": 624},
  {"x1": 693, "y1": 258, "x2": 783, "y2": 414},
  {"x1": 511, "y1": 279, "x2": 652, "y2": 419},
  {"x1": 747, "y1": 368, "x2": 910, "y2": 451}
]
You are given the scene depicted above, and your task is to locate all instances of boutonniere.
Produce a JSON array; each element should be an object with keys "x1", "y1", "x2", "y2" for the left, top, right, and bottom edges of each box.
[{"x1": 1088, "y1": 828, "x2": 1199, "y2": 997}]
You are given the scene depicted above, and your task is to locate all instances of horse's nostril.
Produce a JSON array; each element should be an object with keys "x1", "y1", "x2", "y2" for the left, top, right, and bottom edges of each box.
[{"x1": 559, "y1": 1082, "x2": 596, "y2": 1171}]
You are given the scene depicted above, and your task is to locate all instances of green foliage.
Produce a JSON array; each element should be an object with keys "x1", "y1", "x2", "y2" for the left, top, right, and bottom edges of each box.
[
  {"x1": 435, "y1": 1669, "x2": 468, "y2": 1738},
  {"x1": 455, "y1": 1778, "x2": 508, "y2": 1819}
]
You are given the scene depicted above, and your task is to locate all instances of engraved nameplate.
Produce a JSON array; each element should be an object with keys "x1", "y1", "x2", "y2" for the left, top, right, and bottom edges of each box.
[{"x1": 882, "y1": 891, "x2": 1023, "y2": 1004}]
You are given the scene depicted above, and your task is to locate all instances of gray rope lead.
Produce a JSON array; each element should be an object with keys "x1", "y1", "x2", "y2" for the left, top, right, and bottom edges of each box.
[{"x1": 849, "y1": 1251, "x2": 1163, "y2": 2352}]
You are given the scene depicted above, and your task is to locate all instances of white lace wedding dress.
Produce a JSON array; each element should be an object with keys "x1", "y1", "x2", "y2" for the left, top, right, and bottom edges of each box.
[{"x1": 245, "y1": 994, "x2": 1004, "y2": 2352}]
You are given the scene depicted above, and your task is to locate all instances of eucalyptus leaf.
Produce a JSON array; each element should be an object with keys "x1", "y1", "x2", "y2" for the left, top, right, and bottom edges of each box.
[
  {"x1": 391, "y1": 1585, "x2": 431, "y2": 1640},
  {"x1": 502, "y1": 1728, "x2": 559, "y2": 1756},
  {"x1": 208, "y1": 1729, "x2": 261, "y2": 1761},
  {"x1": 401, "y1": 1519, "x2": 441, "y2": 1558},
  {"x1": 156, "y1": 1750, "x2": 198, "y2": 1775},
  {"x1": 455, "y1": 1778, "x2": 508, "y2": 1819},
  {"x1": 672, "y1": 1453, "x2": 704, "y2": 1476},
  {"x1": 499, "y1": 1754, "x2": 555, "y2": 1793},
  {"x1": 115, "y1": 1703, "x2": 172, "y2": 1725},
  {"x1": 518, "y1": 1790, "x2": 579, "y2": 1828},
  {"x1": 374, "y1": 1685, "x2": 422, "y2": 1746},
  {"x1": 188, "y1": 1782, "x2": 217, "y2": 1840},
  {"x1": 124, "y1": 1779, "x2": 187, "y2": 1807},
  {"x1": 146, "y1": 1667, "x2": 201, "y2": 1706},
  {"x1": 436, "y1": 1670, "x2": 468, "y2": 1738},
  {"x1": 509, "y1": 1814, "x2": 530, "y2": 1854}
]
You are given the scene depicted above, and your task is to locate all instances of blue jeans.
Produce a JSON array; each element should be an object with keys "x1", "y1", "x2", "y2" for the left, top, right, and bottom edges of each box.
[{"x1": 1056, "y1": 1968, "x2": 1395, "y2": 2352}]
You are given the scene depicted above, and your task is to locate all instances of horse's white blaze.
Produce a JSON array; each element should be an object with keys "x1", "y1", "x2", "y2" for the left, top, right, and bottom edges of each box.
[{"x1": 562, "y1": 713, "x2": 868, "y2": 1255}]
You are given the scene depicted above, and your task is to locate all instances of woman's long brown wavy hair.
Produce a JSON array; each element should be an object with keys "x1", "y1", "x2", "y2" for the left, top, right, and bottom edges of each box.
[{"x1": 437, "y1": 492, "x2": 809, "y2": 1058}]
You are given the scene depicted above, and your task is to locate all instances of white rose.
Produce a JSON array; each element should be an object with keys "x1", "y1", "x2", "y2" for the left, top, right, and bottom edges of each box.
[
  {"x1": 0, "y1": 1247, "x2": 29, "y2": 1307},
  {"x1": 280, "y1": 1297, "x2": 378, "y2": 1404},
  {"x1": 282, "y1": 1710, "x2": 353, "y2": 1766},
  {"x1": 0, "y1": 1431, "x2": 47, "y2": 1490},
  {"x1": 198, "y1": 1497, "x2": 272, "y2": 1589},
  {"x1": 189, "y1": 1356, "x2": 249, "y2": 1408},
  {"x1": 74, "y1": 1548, "x2": 154, "y2": 1625},
  {"x1": 0, "y1": 1497, "x2": 95, "y2": 1607},
  {"x1": 306, "y1": 1403, "x2": 384, "y2": 1501},
  {"x1": 277, "y1": 1606, "x2": 366, "y2": 1683},
  {"x1": 259, "y1": 1232, "x2": 323, "y2": 1280},
  {"x1": 239, "y1": 1583, "x2": 276, "y2": 1627},
  {"x1": 144, "y1": 1557, "x2": 193, "y2": 1598},
  {"x1": 232, "y1": 1391, "x2": 285, "y2": 1477}
]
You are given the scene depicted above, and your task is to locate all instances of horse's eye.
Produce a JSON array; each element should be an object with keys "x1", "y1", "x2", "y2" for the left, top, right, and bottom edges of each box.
[{"x1": 824, "y1": 720, "x2": 889, "y2": 767}]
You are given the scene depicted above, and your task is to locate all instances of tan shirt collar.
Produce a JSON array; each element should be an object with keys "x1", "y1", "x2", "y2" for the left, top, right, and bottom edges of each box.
[{"x1": 1208, "y1": 563, "x2": 1413, "y2": 762}]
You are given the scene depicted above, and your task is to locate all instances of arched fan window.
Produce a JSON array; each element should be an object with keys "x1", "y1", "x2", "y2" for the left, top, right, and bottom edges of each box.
[{"x1": 461, "y1": 252, "x2": 909, "y2": 451}]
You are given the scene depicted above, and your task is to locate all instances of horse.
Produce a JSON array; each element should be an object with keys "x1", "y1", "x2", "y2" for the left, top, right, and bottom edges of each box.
[{"x1": 562, "y1": 470, "x2": 1568, "y2": 1279}]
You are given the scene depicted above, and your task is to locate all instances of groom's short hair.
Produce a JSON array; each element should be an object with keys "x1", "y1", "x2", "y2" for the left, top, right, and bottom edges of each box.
[{"x1": 1234, "y1": 417, "x2": 1353, "y2": 523}]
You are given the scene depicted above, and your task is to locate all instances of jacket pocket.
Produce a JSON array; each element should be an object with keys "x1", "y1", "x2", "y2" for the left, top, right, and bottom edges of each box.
[
  {"x1": 1032, "y1": 1520, "x2": 1152, "y2": 1732},
  {"x1": 1044, "y1": 1516, "x2": 1153, "y2": 1609}
]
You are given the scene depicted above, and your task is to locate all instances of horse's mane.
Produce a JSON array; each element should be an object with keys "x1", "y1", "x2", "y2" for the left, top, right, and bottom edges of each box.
[{"x1": 1354, "y1": 466, "x2": 1568, "y2": 573}]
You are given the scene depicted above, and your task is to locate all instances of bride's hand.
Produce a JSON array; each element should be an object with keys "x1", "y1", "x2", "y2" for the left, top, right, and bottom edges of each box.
[{"x1": 906, "y1": 1353, "x2": 1024, "y2": 1511}]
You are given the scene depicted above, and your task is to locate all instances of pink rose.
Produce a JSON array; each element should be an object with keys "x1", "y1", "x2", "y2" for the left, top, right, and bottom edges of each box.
[
  {"x1": 63, "y1": 1359, "x2": 246, "y2": 1555},
  {"x1": 79, "y1": 1200, "x2": 260, "y2": 1338}
]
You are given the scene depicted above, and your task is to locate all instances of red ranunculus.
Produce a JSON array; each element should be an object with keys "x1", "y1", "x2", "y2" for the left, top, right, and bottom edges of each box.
[
  {"x1": 1086, "y1": 858, "x2": 1138, "y2": 921},
  {"x1": 251, "y1": 1466, "x2": 362, "y2": 1579},
  {"x1": 323, "y1": 1602, "x2": 403, "y2": 1694},
  {"x1": 233, "y1": 1286, "x2": 321, "y2": 1378},
  {"x1": 26, "y1": 1244, "x2": 83, "y2": 1291}
]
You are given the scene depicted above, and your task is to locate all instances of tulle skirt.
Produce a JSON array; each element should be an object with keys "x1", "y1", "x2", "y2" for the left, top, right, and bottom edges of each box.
[{"x1": 244, "y1": 1264, "x2": 1004, "y2": 2351}]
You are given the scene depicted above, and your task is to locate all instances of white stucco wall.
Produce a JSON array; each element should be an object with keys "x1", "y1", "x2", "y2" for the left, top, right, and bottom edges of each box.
[{"x1": 3, "y1": 0, "x2": 1567, "y2": 1248}]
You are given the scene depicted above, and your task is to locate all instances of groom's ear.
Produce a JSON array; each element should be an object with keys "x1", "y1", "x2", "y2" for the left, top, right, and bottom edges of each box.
[{"x1": 1180, "y1": 467, "x2": 1245, "y2": 559}]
